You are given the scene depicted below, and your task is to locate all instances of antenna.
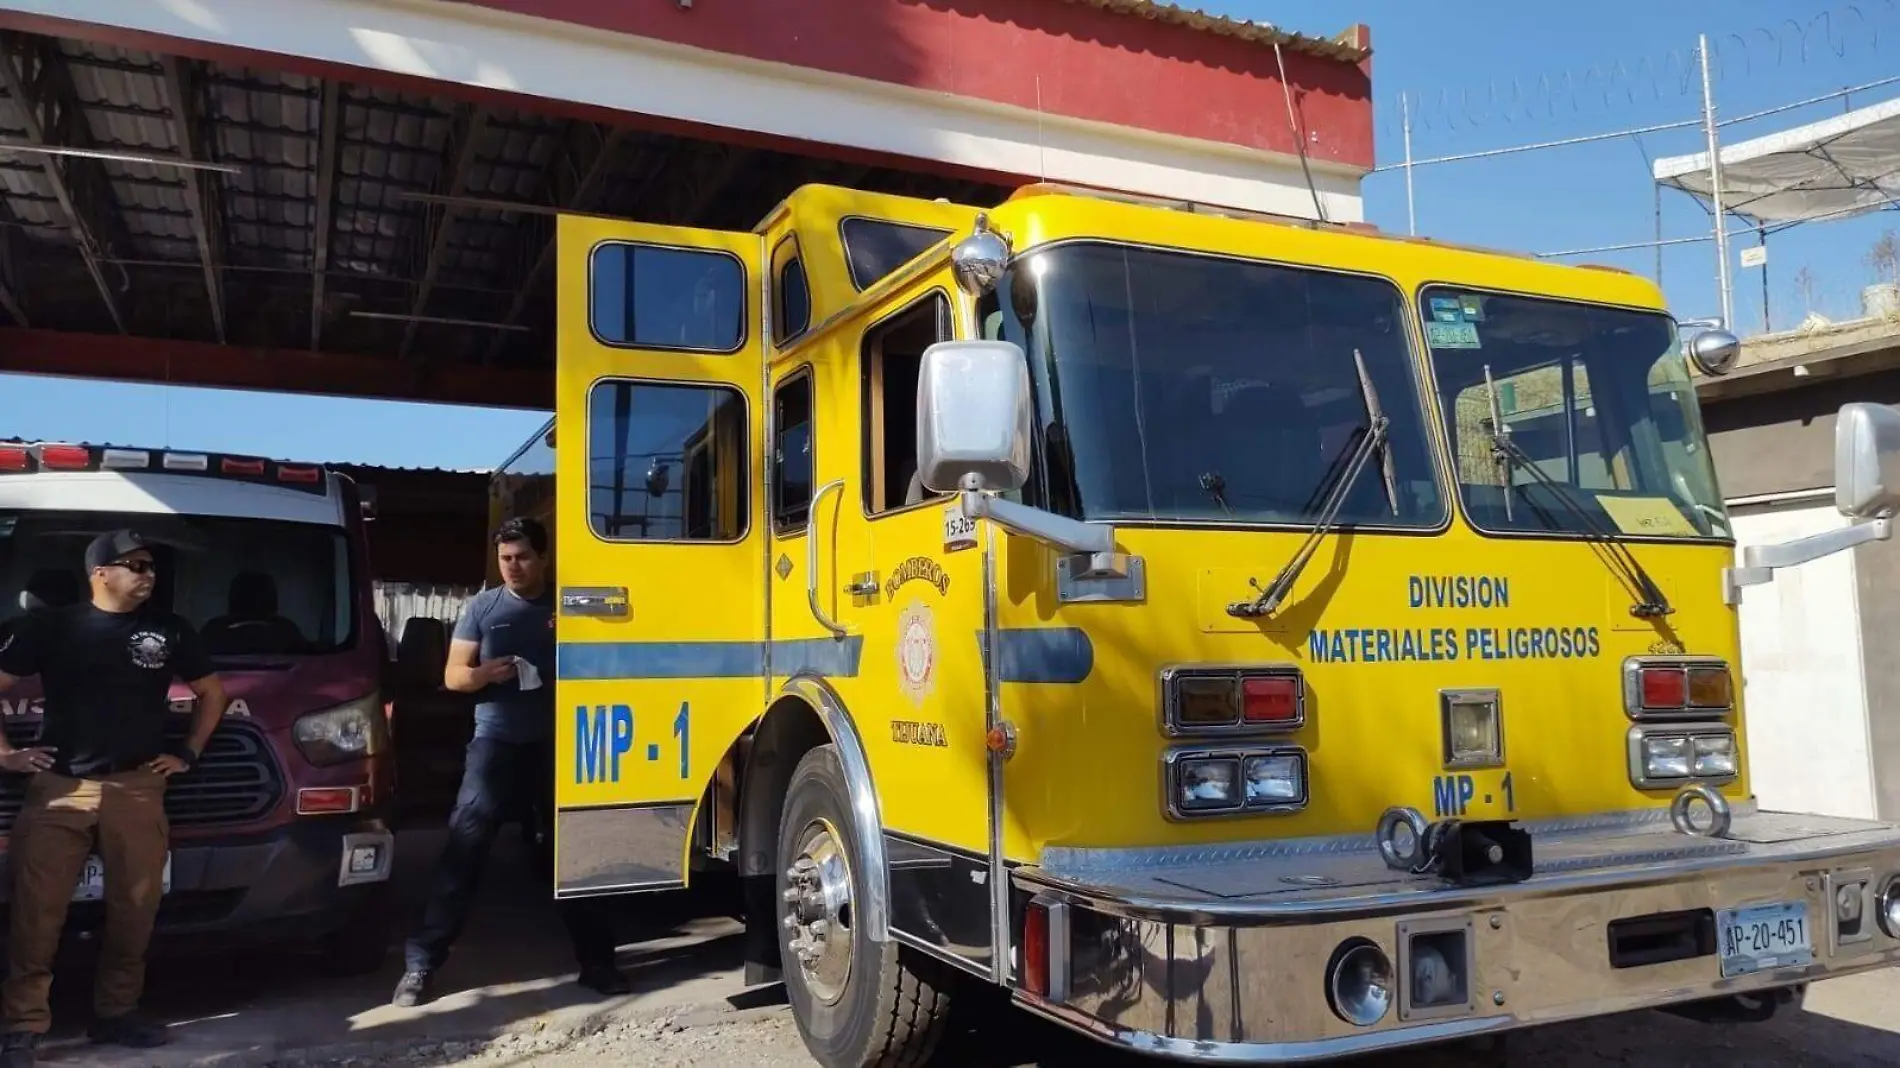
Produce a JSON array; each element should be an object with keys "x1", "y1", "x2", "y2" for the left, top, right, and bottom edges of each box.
[
  {"x1": 1272, "y1": 40, "x2": 1329, "y2": 226},
  {"x1": 1034, "y1": 74, "x2": 1048, "y2": 182}
]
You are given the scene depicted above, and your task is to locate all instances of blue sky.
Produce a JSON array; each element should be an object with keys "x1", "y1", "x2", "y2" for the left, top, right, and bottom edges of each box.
[{"x1": 3, "y1": 0, "x2": 1896, "y2": 471}]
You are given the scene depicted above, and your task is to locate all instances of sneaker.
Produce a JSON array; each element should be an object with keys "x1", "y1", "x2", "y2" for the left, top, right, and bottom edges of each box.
[
  {"x1": 87, "y1": 1012, "x2": 167, "y2": 1049},
  {"x1": 0, "y1": 1031, "x2": 37, "y2": 1068},
  {"x1": 391, "y1": 969, "x2": 433, "y2": 1008},
  {"x1": 577, "y1": 965, "x2": 631, "y2": 997}
]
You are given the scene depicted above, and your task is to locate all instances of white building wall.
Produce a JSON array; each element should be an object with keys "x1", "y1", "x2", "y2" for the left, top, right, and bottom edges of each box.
[{"x1": 1730, "y1": 501, "x2": 1878, "y2": 819}]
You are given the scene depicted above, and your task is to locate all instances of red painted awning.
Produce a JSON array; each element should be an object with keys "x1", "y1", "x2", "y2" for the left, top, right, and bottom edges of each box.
[{"x1": 455, "y1": 0, "x2": 1375, "y2": 171}]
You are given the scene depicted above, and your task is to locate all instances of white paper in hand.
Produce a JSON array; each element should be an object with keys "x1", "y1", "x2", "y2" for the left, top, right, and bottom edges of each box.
[{"x1": 514, "y1": 656, "x2": 543, "y2": 691}]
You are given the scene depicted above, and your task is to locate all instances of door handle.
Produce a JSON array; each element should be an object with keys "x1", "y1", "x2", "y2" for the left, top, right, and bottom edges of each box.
[
  {"x1": 560, "y1": 586, "x2": 629, "y2": 617},
  {"x1": 843, "y1": 578, "x2": 879, "y2": 596},
  {"x1": 807, "y1": 480, "x2": 848, "y2": 637}
]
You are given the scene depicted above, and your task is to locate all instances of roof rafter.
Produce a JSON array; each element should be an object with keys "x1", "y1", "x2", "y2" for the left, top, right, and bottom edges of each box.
[
  {"x1": 397, "y1": 103, "x2": 488, "y2": 364},
  {"x1": 309, "y1": 77, "x2": 340, "y2": 351},
  {"x1": 480, "y1": 124, "x2": 630, "y2": 364},
  {"x1": 0, "y1": 33, "x2": 128, "y2": 332},
  {"x1": 159, "y1": 55, "x2": 226, "y2": 343}
]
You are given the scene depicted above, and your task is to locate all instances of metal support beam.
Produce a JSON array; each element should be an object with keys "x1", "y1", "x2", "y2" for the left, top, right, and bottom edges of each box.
[
  {"x1": 0, "y1": 199, "x2": 27, "y2": 325},
  {"x1": 398, "y1": 105, "x2": 488, "y2": 363},
  {"x1": 310, "y1": 78, "x2": 340, "y2": 351},
  {"x1": 159, "y1": 56, "x2": 226, "y2": 343},
  {"x1": 0, "y1": 327, "x2": 551, "y2": 409},
  {"x1": 0, "y1": 33, "x2": 127, "y2": 332},
  {"x1": 480, "y1": 124, "x2": 630, "y2": 364}
]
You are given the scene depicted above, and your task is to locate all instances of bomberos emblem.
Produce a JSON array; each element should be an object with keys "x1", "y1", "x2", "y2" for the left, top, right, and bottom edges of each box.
[{"x1": 896, "y1": 600, "x2": 936, "y2": 706}]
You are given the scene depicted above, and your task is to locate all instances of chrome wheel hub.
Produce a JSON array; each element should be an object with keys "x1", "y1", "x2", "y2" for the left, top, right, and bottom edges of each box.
[{"x1": 782, "y1": 819, "x2": 854, "y2": 1004}]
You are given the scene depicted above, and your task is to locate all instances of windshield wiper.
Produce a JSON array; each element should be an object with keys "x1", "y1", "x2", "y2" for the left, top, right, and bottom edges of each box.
[
  {"x1": 1229, "y1": 349, "x2": 1398, "y2": 618},
  {"x1": 1479, "y1": 364, "x2": 1672, "y2": 620}
]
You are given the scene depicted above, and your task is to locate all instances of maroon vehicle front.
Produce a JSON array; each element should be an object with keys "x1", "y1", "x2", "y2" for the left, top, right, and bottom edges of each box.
[{"x1": 0, "y1": 443, "x2": 395, "y2": 975}]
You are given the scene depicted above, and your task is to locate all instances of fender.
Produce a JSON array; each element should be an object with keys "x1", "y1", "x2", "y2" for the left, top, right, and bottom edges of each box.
[{"x1": 744, "y1": 672, "x2": 892, "y2": 946}]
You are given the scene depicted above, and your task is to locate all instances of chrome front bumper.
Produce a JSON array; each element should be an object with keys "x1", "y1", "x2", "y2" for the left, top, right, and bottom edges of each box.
[{"x1": 1011, "y1": 806, "x2": 1900, "y2": 1063}]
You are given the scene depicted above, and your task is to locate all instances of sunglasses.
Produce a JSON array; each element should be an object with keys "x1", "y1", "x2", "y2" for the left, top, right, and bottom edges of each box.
[{"x1": 105, "y1": 559, "x2": 157, "y2": 575}]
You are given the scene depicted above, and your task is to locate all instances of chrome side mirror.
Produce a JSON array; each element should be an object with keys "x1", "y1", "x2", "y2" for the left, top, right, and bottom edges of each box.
[
  {"x1": 644, "y1": 459, "x2": 671, "y2": 498},
  {"x1": 1725, "y1": 401, "x2": 1900, "y2": 603},
  {"x1": 950, "y1": 214, "x2": 1010, "y2": 296},
  {"x1": 1686, "y1": 327, "x2": 1741, "y2": 377},
  {"x1": 1835, "y1": 402, "x2": 1900, "y2": 520},
  {"x1": 915, "y1": 340, "x2": 1032, "y2": 494}
]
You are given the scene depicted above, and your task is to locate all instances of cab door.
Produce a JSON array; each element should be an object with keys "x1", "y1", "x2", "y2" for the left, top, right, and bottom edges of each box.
[{"x1": 552, "y1": 214, "x2": 765, "y2": 898}]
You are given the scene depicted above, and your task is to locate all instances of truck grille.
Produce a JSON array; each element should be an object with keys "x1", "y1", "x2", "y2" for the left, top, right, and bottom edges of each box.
[{"x1": 0, "y1": 721, "x2": 284, "y2": 832}]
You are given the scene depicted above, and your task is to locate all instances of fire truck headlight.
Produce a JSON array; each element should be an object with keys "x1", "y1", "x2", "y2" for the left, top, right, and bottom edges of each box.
[
  {"x1": 1244, "y1": 753, "x2": 1305, "y2": 805},
  {"x1": 1166, "y1": 747, "x2": 1307, "y2": 818},
  {"x1": 1641, "y1": 735, "x2": 1693, "y2": 780},
  {"x1": 1631, "y1": 726, "x2": 1736, "y2": 787},
  {"x1": 1171, "y1": 756, "x2": 1241, "y2": 814},
  {"x1": 1692, "y1": 733, "x2": 1737, "y2": 777}
]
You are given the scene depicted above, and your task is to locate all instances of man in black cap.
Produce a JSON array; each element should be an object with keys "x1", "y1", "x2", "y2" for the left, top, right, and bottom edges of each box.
[{"x1": 0, "y1": 530, "x2": 226, "y2": 1066}]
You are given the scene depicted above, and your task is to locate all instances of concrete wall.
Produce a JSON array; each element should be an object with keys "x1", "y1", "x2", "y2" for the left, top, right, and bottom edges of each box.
[
  {"x1": 1703, "y1": 371, "x2": 1900, "y2": 821},
  {"x1": 1730, "y1": 503, "x2": 1876, "y2": 819},
  {"x1": 1702, "y1": 369, "x2": 1900, "y2": 499}
]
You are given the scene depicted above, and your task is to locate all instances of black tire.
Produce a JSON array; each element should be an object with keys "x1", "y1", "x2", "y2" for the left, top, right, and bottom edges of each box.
[
  {"x1": 318, "y1": 883, "x2": 394, "y2": 977},
  {"x1": 777, "y1": 744, "x2": 954, "y2": 1068}
]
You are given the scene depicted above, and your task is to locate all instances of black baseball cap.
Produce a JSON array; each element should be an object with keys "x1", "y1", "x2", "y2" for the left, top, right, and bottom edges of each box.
[{"x1": 84, "y1": 529, "x2": 153, "y2": 572}]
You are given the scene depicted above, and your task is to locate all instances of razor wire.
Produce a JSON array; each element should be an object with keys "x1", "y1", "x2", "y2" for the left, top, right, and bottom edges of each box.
[{"x1": 1380, "y1": 1, "x2": 1900, "y2": 137}]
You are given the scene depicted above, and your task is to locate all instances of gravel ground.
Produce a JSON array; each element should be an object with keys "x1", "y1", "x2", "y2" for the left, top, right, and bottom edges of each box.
[{"x1": 249, "y1": 970, "x2": 1900, "y2": 1068}]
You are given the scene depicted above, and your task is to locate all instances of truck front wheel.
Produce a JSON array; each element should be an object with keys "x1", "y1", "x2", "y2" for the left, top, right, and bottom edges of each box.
[{"x1": 776, "y1": 744, "x2": 954, "y2": 1067}]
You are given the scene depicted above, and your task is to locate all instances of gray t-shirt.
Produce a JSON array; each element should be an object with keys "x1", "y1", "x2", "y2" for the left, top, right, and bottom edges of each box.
[{"x1": 453, "y1": 585, "x2": 555, "y2": 743}]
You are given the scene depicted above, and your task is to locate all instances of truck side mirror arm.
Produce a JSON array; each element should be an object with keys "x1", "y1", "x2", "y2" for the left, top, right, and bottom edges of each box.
[{"x1": 1723, "y1": 516, "x2": 1893, "y2": 605}]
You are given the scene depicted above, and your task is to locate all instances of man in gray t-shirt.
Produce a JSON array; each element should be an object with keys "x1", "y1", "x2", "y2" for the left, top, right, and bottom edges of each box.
[
  {"x1": 393, "y1": 518, "x2": 629, "y2": 1007},
  {"x1": 453, "y1": 576, "x2": 555, "y2": 743}
]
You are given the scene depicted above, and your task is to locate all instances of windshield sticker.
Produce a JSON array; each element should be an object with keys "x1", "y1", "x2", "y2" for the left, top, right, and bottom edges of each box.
[
  {"x1": 1429, "y1": 296, "x2": 1465, "y2": 323},
  {"x1": 1459, "y1": 294, "x2": 1486, "y2": 321},
  {"x1": 1597, "y1": 496, "x2": 1698, "y2": 537},
  {"x1": 1426, "y1": 321, "x2": 1482, "y2": 349}
]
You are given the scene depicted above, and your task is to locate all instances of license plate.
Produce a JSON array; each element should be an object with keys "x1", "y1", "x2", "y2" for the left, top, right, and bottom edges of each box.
[
  {"x1": 71, "y1": 854, "x2": 172, "y2": 903},
  {"x1": 1716, "y1": 901, "x2": 1813, "y2": 978}
]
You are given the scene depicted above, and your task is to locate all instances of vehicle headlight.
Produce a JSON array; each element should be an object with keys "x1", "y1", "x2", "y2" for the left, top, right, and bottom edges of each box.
[
  {"x1": 293, "y1": 695, "x2": 384, "y2": 767},
  {"x1": 1174, "y1": 757, "x2": 1242, "y2": 813},
  {"x1": 1692, "y1": 734, "x2": 1737, "y2": 777},
  {"x1": 1168, "y1": 748, "x2": 1307, "y2": 818},
  {"x1": 1244, "y1": 753, "x2": 1304, "y2": 804},
  {"x1": 1642, "y1": 735, "x2": 1693, "y2": 779},
  {"x1": 1631, "y1": 727, "x2": 1737, "y2": 787}
]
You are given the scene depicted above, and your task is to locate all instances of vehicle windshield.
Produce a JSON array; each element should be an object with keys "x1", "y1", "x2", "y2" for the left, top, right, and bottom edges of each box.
[
  {"x1": 980, "y1": 242, "x2": 1446, "y2": 528},
  {"x1": 0, "y1": 511, "x2": 355, "y2": 657},
  {"x1": 1421, "y1": 286, "x2": 1730, "y2": 540}
]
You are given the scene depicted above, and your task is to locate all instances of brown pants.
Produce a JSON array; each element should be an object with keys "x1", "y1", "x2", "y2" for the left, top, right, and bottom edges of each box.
[{"x1": 2, "y1": 769, "x2": 169, "y2": 1034}]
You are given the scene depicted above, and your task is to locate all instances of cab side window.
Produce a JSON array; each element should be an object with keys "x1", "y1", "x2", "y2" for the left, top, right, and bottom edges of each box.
[
  {"x1": 773, "y1": 238, "x2": 811, "y2": 346},
  {"x1": 586, "y1": 380, "x2": 749, "y2": 541},
  {"x1": 773, "y1": 372, "x2": 815, "y2": 534},
  {"x1": 861, "y1": 292, "x2": 952, "y2": 514}
]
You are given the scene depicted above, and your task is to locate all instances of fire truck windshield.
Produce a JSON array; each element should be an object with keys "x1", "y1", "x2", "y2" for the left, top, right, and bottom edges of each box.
[
  {"x1": 981, "y1": 241, "x2": 1448, "y2": 529},
  {"x1": 0, "y1": 511, "x2": 354, "y2": 657},
  {"x1": 1420, "y1": 286, "x2": 1731, "y2": 541}
]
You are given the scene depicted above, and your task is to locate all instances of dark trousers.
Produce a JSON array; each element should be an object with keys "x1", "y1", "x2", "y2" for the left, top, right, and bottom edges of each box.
[{"x1": 403, "y1": 737, "x2": 616, "y2": 974}]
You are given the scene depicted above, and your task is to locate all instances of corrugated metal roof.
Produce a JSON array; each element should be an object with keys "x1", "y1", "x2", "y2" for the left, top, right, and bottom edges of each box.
[
  {"x1": 1061, "y1": 1, "x2": 1370, "y2": 62},
  {"x1": 0, "y1": 28, "x2": 1000, "y2": 364}
]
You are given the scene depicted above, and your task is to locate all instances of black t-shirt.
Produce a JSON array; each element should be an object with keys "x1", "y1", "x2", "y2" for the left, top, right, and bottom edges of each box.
[{"x1": 0, "y1": 604, "x2": 213, "y2": 777}]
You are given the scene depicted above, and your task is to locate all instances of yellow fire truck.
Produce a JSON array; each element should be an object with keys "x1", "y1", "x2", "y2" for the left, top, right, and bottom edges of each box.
[{"x1": 491, "y1": 181, "x2": 1900, "y2": 1065}]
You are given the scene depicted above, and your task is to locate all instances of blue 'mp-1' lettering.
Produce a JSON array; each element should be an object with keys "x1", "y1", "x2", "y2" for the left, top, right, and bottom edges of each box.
[
  {"x1": 1431, "y1": 772, "x2": 1516, "y2": 818},
  {"x1": 575, "y1": 703, "x2": 635, "y2": 783}
]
